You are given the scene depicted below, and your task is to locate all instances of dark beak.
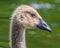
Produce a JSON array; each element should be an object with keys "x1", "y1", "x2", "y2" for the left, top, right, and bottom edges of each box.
[{"x1": 37, "y1": 18, "x2": 51, "y2": 32}]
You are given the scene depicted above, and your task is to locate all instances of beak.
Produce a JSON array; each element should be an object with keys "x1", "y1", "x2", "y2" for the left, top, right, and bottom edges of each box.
[{"x1": 36, "y1": 18, "x2": 51, "y2": 32}]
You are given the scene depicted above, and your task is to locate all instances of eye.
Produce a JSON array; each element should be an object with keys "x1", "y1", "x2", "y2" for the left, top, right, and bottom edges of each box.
[{"x1": 31, "y1": 13, "x2": 35, "y2": 17}]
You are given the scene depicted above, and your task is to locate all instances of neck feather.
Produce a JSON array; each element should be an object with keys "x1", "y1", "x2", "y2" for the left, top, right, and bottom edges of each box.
[{"x1": 10, "y1": 18, "x2": 26, "y2": 48}]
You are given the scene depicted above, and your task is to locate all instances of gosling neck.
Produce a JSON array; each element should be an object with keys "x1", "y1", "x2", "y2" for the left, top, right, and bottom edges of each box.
[
  {"x1": 11, "y1": 20, "x2": 26, "y2": 48},
  {"x1": 15, "y1": 26, "x2": 26, "y2": 48}
]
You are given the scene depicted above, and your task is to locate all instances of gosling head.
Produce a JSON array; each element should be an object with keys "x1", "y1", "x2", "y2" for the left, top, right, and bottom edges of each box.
[{"x1": 13, "y1": 5, "x2": 51, "y2": 32}]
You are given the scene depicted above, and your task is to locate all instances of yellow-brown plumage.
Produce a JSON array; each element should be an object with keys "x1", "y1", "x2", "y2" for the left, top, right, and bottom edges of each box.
[{"x1": 12, "y1": 5, "x2": 42, "y2": 28}]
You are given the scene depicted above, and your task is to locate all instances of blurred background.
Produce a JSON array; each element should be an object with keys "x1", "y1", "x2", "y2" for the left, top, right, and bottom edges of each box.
[{"x1": 0, "y1": 0, "x2": 60, "y2": 48}]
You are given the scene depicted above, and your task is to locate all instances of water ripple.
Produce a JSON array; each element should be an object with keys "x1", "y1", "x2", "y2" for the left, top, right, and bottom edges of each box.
[
  {"x1": 50, "y1": 23, "x2": 59, "y2": 27},
  {"x1": 30, "y1": 3, "x2": 55, "y2": 9},
  {"x1": 28, "y1": 31, "x2": 36, "y2": 35}
]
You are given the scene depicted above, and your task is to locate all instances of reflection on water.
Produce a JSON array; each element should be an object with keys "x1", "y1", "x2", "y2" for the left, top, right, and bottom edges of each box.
[
  {"x1": 58, "y1": 7, "x2": 60, "y2": 11},
  {"x1": 50, "y1": 23, "x2": 59, "y2": 27},
  {"x1": 30, "y1": 3, "x2": 55, "y2": 9},
  {"x1": 54, "y1": 0, "x2": 60, "y2": 3},
  {"x1": 28, "y1": 31, "x2": 36, "y2": 35},
  {"x1": 0, "y1": 34, "x2": 8, "y2": 38},
  {"x1": 47, "y1": 34, "x2": 52, "y2": 38}
]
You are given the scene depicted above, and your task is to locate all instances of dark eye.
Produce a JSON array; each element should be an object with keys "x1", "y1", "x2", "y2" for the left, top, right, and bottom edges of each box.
[{"x1": 31, "y1": 13, "x2": 35, "y2": 17}]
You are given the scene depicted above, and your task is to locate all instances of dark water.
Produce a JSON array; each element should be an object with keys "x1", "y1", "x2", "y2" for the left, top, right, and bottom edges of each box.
[{"x1": 0, "y1": 0, "x2": 60, "y2": 48}]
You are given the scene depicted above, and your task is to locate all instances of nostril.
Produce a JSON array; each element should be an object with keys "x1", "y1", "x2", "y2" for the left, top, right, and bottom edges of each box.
[{"x1": 43, "y1": 23, "x2": 47, "y2": 26}]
